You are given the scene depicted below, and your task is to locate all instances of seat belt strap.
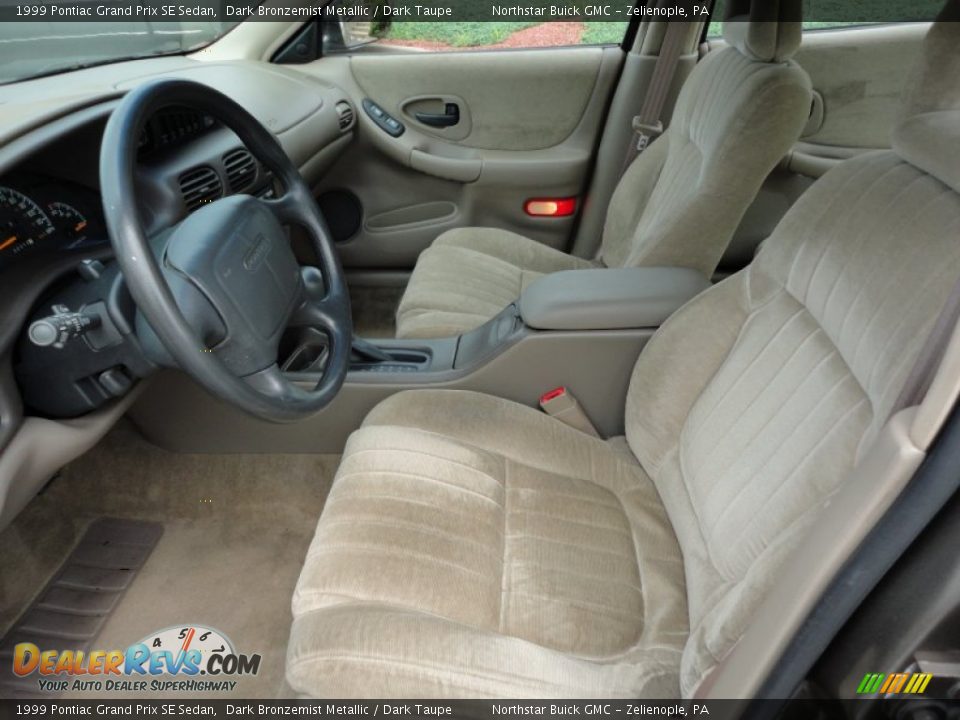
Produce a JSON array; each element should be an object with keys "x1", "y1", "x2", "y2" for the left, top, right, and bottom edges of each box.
[
  {"x1": 620, "y1": 20, "x2": 688, "y2": 176},
  {"x1": 893, "y1": 273, "x2": 960, "y2": 413}
]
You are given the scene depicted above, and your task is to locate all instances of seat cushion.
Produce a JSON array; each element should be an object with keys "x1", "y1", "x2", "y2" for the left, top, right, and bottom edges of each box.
[
  {"x1": 288, "y1": 390, "x2": 688, "y2": 698},
  {"x1": 395, "y1": 228, "x2": 594, "y2": 339}
]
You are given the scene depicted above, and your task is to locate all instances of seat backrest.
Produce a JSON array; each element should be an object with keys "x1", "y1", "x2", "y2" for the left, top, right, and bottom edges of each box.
[
  {"x1": 600, "y1": 0, "x2": 810, "y2": 277},
  {"x1": 623, "y1": 12, "x2": 960, "y2": 696}
]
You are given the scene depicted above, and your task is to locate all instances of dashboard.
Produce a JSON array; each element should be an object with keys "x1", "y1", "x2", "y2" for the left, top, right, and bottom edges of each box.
[
  {"x1": 0, "y1": 58, "x2": 355, "y2": 433},
  {"x1": 0, "y1": 106, "x2": 251, "y2": 272},
  {"x1": 0, "y1": 105, "x2": 286, "y2": 418},
  {"x1": 0, "y1": 54, "x2": 358, "y2": 532}
]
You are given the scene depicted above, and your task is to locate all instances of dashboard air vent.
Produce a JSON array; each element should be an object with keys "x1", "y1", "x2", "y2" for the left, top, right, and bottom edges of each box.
[
  {"x1": 223, "y1": 148, "x2": 257, "y2": 193},
  {"x1": 179, "y1": 165, "x2": 223, "y2": 212},
  {"x1": 335, "y1": 101, "x2": 355, "y2": 131}
]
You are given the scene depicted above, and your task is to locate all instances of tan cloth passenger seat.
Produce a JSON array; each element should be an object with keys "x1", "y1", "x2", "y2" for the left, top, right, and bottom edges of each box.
[
  {"x1": 394, "y1": 0, "x2": 812, "y2": 339},
  {"x1": 287, "y1": 12, "x2": 960, "y2": 698}
]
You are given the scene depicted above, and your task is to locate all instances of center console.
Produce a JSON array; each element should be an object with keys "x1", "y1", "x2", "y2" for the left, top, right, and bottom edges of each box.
[
  {"x1": 282, "y1": 267, "x2": 710, "y2": 380},
  {"x1": 130, "y1": 266, "x2": 711, "y2": 453}
]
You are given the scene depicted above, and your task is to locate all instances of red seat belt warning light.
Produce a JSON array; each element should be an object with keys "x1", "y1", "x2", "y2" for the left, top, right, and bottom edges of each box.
[{"x1": 524, "y1": 197, "x2": 577, "y2": 217}]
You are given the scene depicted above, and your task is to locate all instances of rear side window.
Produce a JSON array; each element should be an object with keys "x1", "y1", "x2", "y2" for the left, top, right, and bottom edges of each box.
[{"x1": 707, "y1": 0, "x2": 945, "y2": 37}]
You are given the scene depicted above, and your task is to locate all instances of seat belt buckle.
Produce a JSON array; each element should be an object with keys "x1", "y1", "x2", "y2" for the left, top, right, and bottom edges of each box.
[
  {"x1": 539, "y1": 387, "x2": 601, "y2": 438},
  {"x1": 631, "y1": 117, "x2": 663, "y2": 152}
]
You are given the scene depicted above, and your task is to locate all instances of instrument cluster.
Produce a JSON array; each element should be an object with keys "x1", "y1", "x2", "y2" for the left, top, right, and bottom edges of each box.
[{"x1": 0, "y1": 177, "x2": 106, "y2": 270}]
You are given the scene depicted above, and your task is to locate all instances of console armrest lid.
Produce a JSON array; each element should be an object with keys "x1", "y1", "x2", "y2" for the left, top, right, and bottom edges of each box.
[{"x1": 520, "y1": 267, "x2": 710, "y2": 331}]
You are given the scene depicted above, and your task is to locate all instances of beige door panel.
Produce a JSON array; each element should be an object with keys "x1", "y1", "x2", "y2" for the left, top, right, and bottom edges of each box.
[
  {"x1": 775, "y1": 25, "x2": 929, "y2": 180},
  {"x1": 707, "y1": 23, "x2": 927, "y2": 164},
  {"x1": 357, "y1": 106, "x2": 594, "y2": 187},
  {"x1": 318, "y1": 130, "x2": 466, "y2": 268},
  {"x1": 290, "y1": 47, "x2": 621, "y2": 270},
  {"x1": 350, "y1": 48, "x2": 608, "y2": 151},
  {"x1": 795, "y1": 23, "x2": 929, "y2": 151},
  {"x1": 716, "y1": 23, "x2": 928, "y2": 272},
  {"x1": 400, "y1": 95, "x2": 473, "y2": 142},
  {"x1": 781, "y1": 24, "x2": 929, "y2": 181}
]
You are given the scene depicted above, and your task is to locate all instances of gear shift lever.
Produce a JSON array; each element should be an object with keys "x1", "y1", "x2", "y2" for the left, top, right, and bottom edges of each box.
[{"x1": 351, "y1": 336, "x2": 393, "y2": 364}]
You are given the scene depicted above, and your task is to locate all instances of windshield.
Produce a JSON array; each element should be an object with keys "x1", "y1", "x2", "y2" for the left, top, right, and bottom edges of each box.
[{"x1": 0, "y1": 21, "x2": 243, "y2": 85}]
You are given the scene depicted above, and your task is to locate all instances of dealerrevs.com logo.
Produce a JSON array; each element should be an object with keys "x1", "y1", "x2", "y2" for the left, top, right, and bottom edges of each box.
[{"x1": 12, "y1": 624, "x2": 261, "y2": 694}]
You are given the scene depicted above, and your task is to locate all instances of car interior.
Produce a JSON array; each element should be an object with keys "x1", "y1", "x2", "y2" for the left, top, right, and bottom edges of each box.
[{"x1": 1, "y1": 0, "x2": 960, "y2": 708}]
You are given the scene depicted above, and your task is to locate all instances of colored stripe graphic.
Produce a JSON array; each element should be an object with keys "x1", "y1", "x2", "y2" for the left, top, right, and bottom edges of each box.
[
  {"x1": 904, "y1": 673, "x2": 933, "y2": 694},
  {"x1": 857, "y1": 672, "x2": 932, "y2": 695},
  {"x1": 878, "y1": 674, "x2": 894, "y2": 693},
  {"x1": 857, "y1": 673, "x2": 885, "y2": 694},
  {"x1": 889, "y1": 673, "x2": 908, "y2": 694}
]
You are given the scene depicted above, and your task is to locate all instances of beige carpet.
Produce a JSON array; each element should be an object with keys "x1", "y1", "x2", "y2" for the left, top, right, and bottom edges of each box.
[{"x1": 0, "y1": 421, "x2": 339, "y2": 698}]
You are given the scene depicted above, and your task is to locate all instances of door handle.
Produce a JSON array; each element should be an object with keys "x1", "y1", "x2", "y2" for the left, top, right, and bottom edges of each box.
[{"x1": 415, "y1": 103, "x2": 460, "y2": 128}]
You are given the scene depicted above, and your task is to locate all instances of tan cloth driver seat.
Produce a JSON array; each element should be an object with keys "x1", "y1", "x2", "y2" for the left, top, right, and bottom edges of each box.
[
  {"x1": 287, "y1": 15, "x2": 960, "y2": 698},
  {"x1": 394, "y1": 1, "x2": 812, "y2": 339}
]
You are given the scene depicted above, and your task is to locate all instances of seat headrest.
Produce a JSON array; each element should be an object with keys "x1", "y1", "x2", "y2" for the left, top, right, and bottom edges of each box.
[
  {"x1": 891, "y1": 2, "x2": 960, "y2": 193},
  {"x1": 722, "y1": 0, "x2": 802, "y2": 62}
]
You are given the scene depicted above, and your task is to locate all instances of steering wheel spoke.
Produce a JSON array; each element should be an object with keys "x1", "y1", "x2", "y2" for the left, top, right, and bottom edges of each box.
[
  {"x1": 259, "y1": 188, "x2": 303, "y2": 225},
  {"x1": 243, "y1": 362, "x2": 299, "y2": 396},
  {"x1": 290, "y1": 278, "x2": 348, "y2": 329}
]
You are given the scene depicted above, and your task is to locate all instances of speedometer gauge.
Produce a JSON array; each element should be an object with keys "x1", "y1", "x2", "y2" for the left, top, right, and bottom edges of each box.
[
  {"x1": 47, "y1": 201, "x2": 90, "y2": 248},
  {"x1": 0, "y1": 186, "x2": 55, "y2": 260}
]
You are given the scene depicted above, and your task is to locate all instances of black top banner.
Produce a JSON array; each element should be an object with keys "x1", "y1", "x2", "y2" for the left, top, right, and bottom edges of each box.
[{"x1": 0, "y1": 0, "x2": 951, "y2": 23}]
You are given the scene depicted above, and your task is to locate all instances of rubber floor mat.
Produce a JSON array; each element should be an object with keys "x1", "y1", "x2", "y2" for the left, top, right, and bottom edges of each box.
[{"x1": 0, "y1": 517, "x2": 163, "y2": 698}]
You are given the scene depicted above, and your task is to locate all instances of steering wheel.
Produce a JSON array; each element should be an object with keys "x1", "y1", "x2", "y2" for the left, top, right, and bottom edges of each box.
[{"x1": 100, "y1": 79, "x2": 352, "y2": 422}]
